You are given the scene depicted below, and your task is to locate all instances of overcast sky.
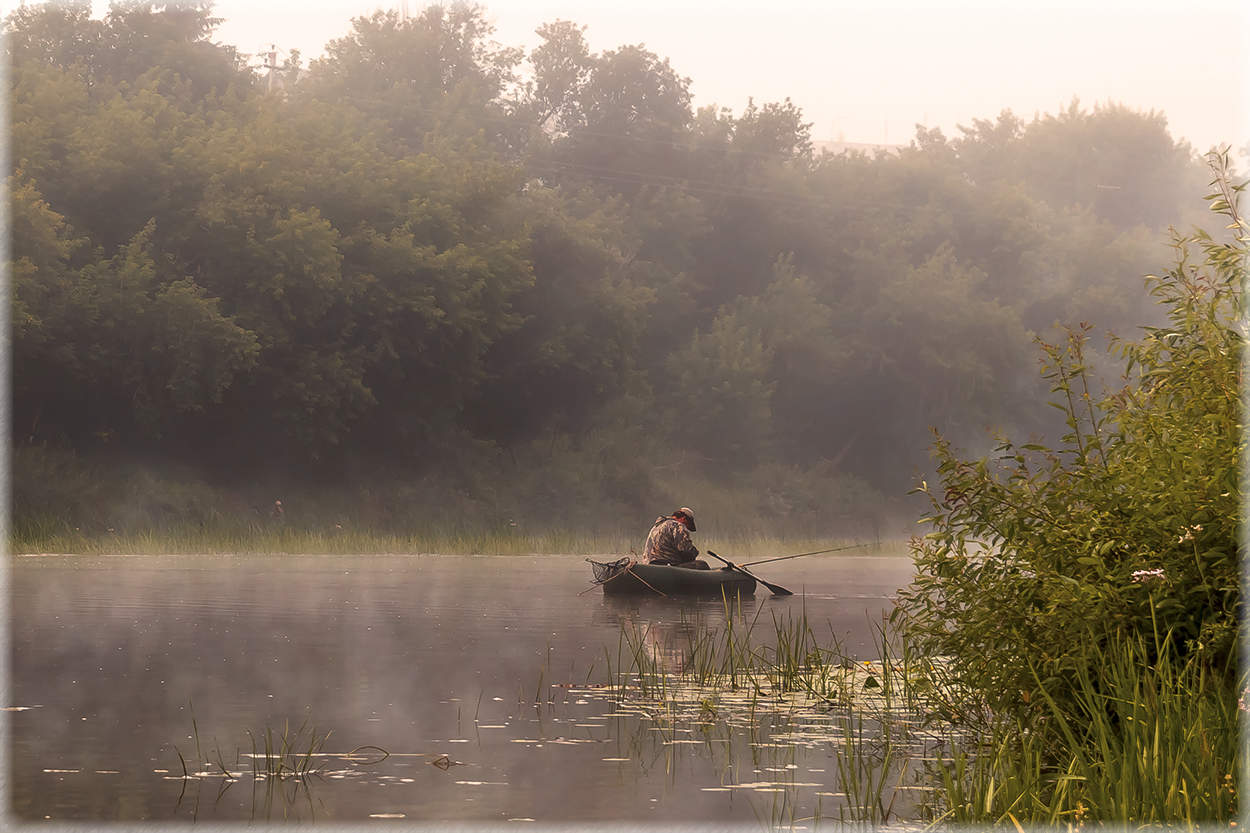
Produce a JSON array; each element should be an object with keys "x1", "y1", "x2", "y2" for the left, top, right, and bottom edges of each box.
[{"x1": 22, "y1": 0, "x2": 1250, "y2": 152}]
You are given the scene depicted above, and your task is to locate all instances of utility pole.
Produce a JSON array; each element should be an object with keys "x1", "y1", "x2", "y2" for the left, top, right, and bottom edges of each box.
[{"x1": 262, "y1": 43, "x2": 279, "y2": 94}]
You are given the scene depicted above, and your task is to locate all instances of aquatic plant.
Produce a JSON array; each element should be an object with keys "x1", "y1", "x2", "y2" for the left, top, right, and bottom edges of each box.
[
  {"x1": 605, "y1": 606, "x2": 949, "y2": 826},
  {"x1": 246, "y1": 720, "x2": 332, "y2": 779}
]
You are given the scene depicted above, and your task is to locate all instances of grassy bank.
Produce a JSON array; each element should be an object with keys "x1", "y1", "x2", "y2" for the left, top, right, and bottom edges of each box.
[
  {"x1": 10, "y1": 520, "x2": 902, "y2": 558},
  {"x1": 932, "y1": 628, "x2": 1242, "y2": 825},
  {"x1": 10, "y1": 444, "x2": 910, "y2": 555}
]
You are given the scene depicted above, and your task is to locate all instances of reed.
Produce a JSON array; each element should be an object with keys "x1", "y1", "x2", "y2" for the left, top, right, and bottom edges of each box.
[
  {"x1": 833, "y1": 710, "x2": 900, "y2": 825},
  {"x1": 606, "y1": 608, "x2": 1240, "y2": 827},
  {"x1": 10, "y1": 508, "x2": 910, "y2": 556},
  {"x1": 930, "y1": 628, "x2": 1243, "y2": 825},
  {"x1": 11, "y1": 524, "x2": 642, "y2": 556},
  {"x1": 245, "y1": 719, "x2": 332, "y2": 779}
]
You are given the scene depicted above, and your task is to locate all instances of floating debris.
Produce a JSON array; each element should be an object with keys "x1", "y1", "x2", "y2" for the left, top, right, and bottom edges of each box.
[
  {"x1": 429, "y1": 754, "x2": 464, "y2": 770},
  {"x1": 368, "y1": 813, "x2": 406, "y2": 819}
]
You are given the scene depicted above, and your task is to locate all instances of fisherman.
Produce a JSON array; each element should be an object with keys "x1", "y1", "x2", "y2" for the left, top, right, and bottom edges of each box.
[{"x1": 643, "y1": 507, "x2": 708, "y2": 569}]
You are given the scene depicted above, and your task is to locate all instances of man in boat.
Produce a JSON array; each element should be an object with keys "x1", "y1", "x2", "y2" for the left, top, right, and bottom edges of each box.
[{"x1": 643, "y1": 507, "x2": 709, "y2": 569}]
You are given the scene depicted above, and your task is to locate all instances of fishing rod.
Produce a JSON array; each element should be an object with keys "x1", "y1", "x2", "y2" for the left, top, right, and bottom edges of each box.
[{"x1": 738, "y1": 542, "x2": 874, "y2": 569}]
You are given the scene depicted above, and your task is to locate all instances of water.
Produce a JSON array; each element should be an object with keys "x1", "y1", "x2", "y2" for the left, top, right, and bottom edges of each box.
[{"x1": 9, "y1": 552, "x2": 916, "y2": 823}]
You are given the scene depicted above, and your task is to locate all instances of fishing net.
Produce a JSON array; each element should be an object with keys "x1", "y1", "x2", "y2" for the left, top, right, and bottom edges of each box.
[{"x1": 586, "y1": 557, "x2": 631, "y2": 584}]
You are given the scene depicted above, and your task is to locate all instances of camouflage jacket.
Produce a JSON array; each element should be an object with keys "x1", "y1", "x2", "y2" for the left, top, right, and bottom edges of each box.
[{"x1": 643, "y1": 516, "x2": 699, "y2": 565}]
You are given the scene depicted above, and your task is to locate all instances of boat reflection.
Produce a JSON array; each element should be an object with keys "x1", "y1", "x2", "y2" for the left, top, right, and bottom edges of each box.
[{"x1": 596, "y1": 593, "x2": 762, "y2": 675}]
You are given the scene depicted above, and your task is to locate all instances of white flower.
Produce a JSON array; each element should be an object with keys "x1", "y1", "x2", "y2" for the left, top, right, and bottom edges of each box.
[
  {"x1": 1178, "y1": 524, "x2": 1204, "y2": 544},
  {"x1": 1131, "y1": 568, "x2": 1166, "y2": 584}
]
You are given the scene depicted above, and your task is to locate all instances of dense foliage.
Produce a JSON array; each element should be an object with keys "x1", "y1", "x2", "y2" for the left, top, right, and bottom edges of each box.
[
  {"x1": 896, "y1": 154, "x2": 1244, "y2": 722},
  {"x1": 8, "y1": 1, "x2": 1217, "y2": 535}
]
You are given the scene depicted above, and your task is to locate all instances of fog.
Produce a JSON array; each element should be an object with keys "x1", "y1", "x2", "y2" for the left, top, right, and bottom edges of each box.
[{"x1": 54, "y1": 0, "x2": 1250, "y2": 153}]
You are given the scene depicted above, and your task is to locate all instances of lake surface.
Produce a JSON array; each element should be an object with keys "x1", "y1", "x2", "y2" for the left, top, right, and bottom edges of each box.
[{"x1": 8, "y1": 552, "x2": 916, "y2": 824}]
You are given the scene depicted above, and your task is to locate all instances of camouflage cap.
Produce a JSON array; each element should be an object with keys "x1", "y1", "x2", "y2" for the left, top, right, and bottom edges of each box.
[{"x1": 674, "y1": 506, "x2": 696, "y2": 532}]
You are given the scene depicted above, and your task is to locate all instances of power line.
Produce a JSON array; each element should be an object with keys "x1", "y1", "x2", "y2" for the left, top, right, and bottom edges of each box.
[
  {"x1": 525, "y1": 157, "x2": 921, "y2": 215},
  {"x1": 278, "y1": 78, "x2": 879, "y2": 166}
]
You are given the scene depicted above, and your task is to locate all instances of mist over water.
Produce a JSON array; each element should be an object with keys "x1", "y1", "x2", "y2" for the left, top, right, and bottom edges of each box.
[{"x1": 10, "y1": 552, "x2": 914, "y2": 823}]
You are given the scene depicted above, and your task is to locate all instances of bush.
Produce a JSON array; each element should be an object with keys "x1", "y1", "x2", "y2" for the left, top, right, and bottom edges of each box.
[{"x1": 895, "y1": 151, "x2": 1244, "y2": 723}]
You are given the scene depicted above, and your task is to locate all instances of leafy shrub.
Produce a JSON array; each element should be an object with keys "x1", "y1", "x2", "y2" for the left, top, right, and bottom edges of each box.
[{"x1": 895, "y1": 151, "x2": 1244, "y2": 723}]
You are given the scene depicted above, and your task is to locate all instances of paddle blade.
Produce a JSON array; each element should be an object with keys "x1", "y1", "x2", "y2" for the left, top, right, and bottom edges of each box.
[{"x1": 709, "y1": 551, "x2": 791, "y2": 595}]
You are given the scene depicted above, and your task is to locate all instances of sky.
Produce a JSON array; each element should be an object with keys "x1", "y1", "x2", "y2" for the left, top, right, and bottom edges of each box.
[{"x1": 18, "y1": 0, "x2": 1250, "y2": 152}]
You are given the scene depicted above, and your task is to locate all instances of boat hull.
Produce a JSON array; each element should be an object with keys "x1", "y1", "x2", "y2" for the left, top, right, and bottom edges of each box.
[{"x1": 599, "y1": 562, "x2": 756, "y2": 597}]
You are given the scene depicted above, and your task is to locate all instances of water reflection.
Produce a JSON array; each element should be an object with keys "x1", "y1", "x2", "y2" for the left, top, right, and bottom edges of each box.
[{"x1": 168, "y1": 735, "x2": 393, "y2": 822}]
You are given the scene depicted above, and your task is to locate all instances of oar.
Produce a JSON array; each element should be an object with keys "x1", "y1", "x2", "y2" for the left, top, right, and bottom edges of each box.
[
  {"x1": 739, "y1": 542, "x2": 873, "y2": 569},
  {"x1": 706, "y1": 550, "x2": 793, "y2": 596}
]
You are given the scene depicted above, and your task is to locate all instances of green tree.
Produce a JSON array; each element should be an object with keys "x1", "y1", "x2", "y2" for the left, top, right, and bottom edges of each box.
[
  {"x1": 466, "y1": 184, "x2": 655, "y2": 444},
  {"x1": 541, "y1": 41, "x2": 693, "y2": 190},
  {"x1": 730, "y1": 96, "x2": 812, "y2": 161},
  {"x1": 665, "y1": 308, "x2": 776, "y2": 466},
  {"x1": 10, "y1": 189, "x2": 258, "y2": 447},
  {"x1": 962, "y1": 101, "x2": 1207, "y2": 231},
  {"x1": 303, "y1": 4, "x2": 520, "y2": 151},
  {"x1": 524, "y1": 19, "x2": 592, "y2": 134}
]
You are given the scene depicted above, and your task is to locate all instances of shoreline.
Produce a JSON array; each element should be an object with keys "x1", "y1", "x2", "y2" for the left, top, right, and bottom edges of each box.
[{"x1": 7, "y1": 536, "x2": 913, "y2": 559}]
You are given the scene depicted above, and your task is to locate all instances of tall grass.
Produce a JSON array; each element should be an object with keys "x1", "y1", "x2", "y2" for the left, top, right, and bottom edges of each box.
[
  {"x1": 10, "y1": 518, "x2": 905, "y2": 557},
  {"x1": 931, "y1": 629, "x2": 1243, "y2": 825},
  {"x1": 10, "y1": 524, "x2": 640, "y2": 556}
]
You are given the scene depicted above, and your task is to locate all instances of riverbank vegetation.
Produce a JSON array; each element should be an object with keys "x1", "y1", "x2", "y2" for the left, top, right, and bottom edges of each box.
[
  {"x1": 7, "y1": 2, "x2": 1223, "y2": 551},
  {"x1": 890, "y1": 154, "x2": 1245, "y2": 823},
  {"x1": 11, "y1": 442, "x2": 891, "y2": 553},
  {"x1": 607, "y1": 604, "x2": 1241, "y2": 826},
  {"x1": 605, "y1": 161, "x2": 1245, "y2": 825}
]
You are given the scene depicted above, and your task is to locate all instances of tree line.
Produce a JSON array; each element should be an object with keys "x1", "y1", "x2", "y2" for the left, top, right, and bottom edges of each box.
[{"x1": 7, "y1": 1, "x2": 1218, "y2": 531}]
